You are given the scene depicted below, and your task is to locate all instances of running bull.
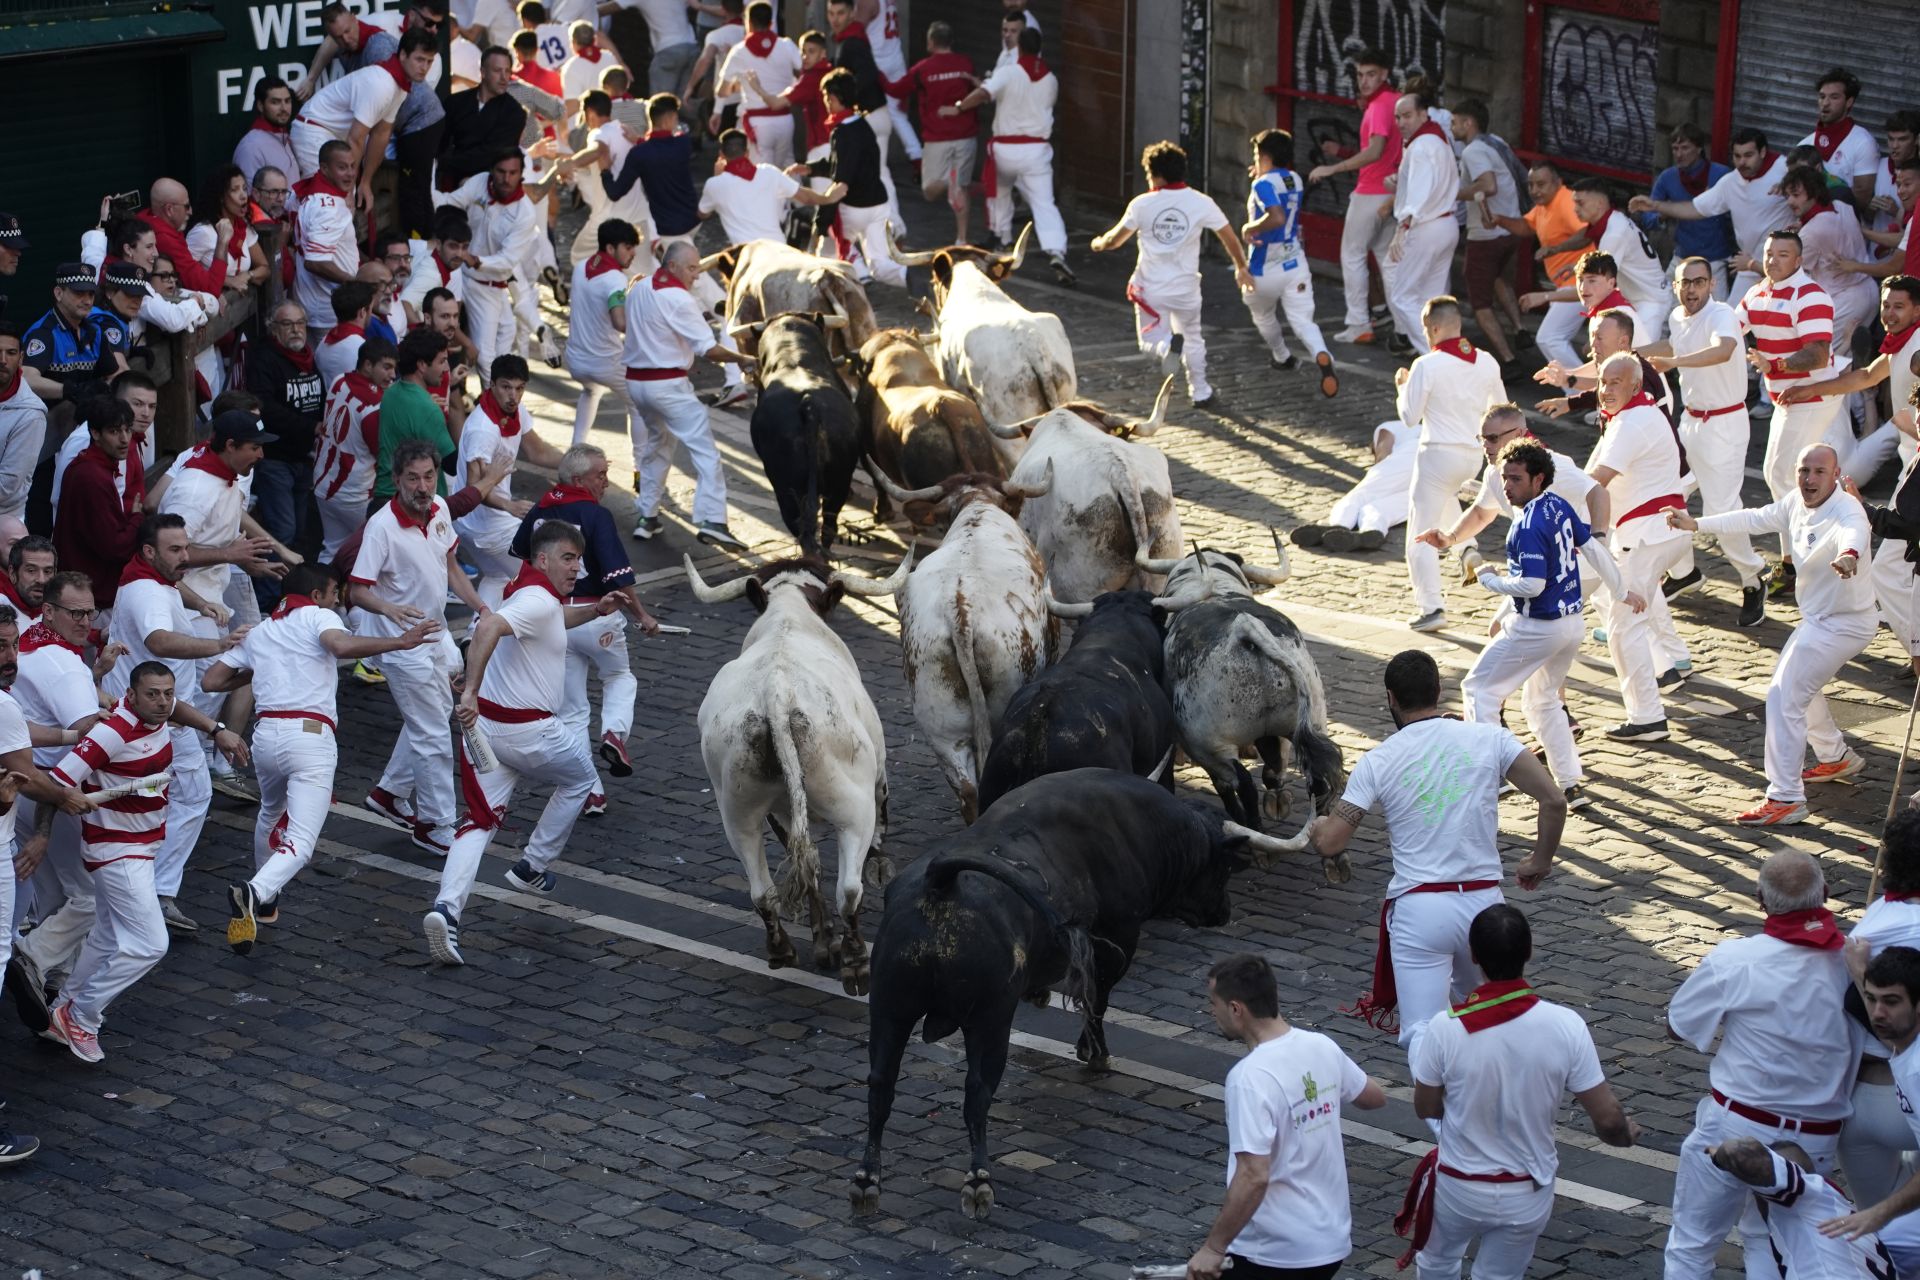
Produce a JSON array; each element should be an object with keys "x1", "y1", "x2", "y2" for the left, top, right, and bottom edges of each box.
[
  {"x1": 853, "y1": 328, "x2": 1007, "y2": 514},
  {"x1": 707, "y1": 239, "x2": 878, "y2": 357},
  {"x1": 734, "y1": 311, "x2": 859, "y2": 556}
]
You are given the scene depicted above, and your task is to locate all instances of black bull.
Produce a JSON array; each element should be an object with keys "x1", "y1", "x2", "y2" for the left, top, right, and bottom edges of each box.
[
  {"x1": 851, "y1": 769, "x2": 1273, "y2": 1221},
  {"x1": 749, "y1": 313, "x2": 861, "y2": 556}
]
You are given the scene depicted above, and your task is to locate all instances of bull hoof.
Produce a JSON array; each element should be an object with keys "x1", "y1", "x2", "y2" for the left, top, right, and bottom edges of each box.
[
  {"x1": 812, "y1": 943, "x2": 837, "y2": 972},
  {"x1": 850, "y1": 1169, "x2": 881, "y2": 1214},
  {"x1": 960, "y1": 1170, "x2": 994, "y2": 1220},
  {"x1": 1074, "y1": 1029, "x2": 1109, "y2": 1068},
  {"x1": 841, "y1": 955, "x2": 871, "y2": 997},
  {"x1": 767, "y1": 939, "x2": 798, "y2": 969},
  {"x1": 1262, "y1": 788, "x2": 1289, "y2": 822},
  {"x1": 1325, "y1": 852, "x2": 1354, "y2": 886}
]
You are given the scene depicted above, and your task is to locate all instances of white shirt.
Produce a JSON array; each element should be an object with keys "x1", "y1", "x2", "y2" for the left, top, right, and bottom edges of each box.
[
  {"x1": 300, "y1": 62, "x2": 407, "y2": 137},
  {"x1": 1474, "y1": 445, "x2": 1597, "y2": 522},
  {"x1": 1341, "y1": 717, "x2": 1523, "y2": 896},
  {"x1": 479, "y1": 579, "x2": 567, "y2": 713},
  {"x1": 1692, "y1": 156, "x2": 1794, "y2": 260},
  {"x1": 581, "y1": 121, "x2": 644, "y2": 220},
  {"x1": 1666, "y1": 299, "x2": 1748, "y2": 413},
  {"x1": 1696, "y1": 490, "x2": 1873, "y2": 620},
  {"x1": 1798, "y1": 203, "x2": 1878, "y2": 323},
  {"x1": 1393, "y1": 127, "x2": 1459, "y2": 224},
  {"x1": 1589, "y1": 401, "x2": 1686, "y2": 547},
  {"x1": 1396, "y1": 345, "x2": 1505, "y2": 449},
  {"x1": 454, "y1": 393, "x2": 530, "y2": 551},
  {"x1": 631, "y1": 0, "x2": 694, "y2": 49},
  {"x1": 1884, "y1": 1041, "x2": 1920, "y2": 1250},
  {"x1": 699, "y1": 164, "x2": 801, "y2": 246},
  {"x1": 1850, "y1": 895, "x2": 1920, "y2": 1060},
  {"x1": 349, "y1": 496, "x2": 459, "y2": 635},
  {"x1": 1222, "y1": 1029, "x2": 1370, "y2": 1269},
  {"x1": 623, "y1": 272, "x2": 716, "y2": 370},
  {"x1": 1801, "y1": 124, "x2": 1882, "y2": 186},
  {"x1": 437, "y1": 172, "x2": 543, "y2": 285},
  {"x1": 1412, "y1": 998, "x2": 1605, "y2": 1185},
  {"x1": 701, "y1": 23, "x2": 746, "y2": 106},
  {"x1": 107, "y1": 576, "x2": 200, "y2": 698},
  {"x1": 1667, "y1": 930, "x2": 1857, "y2": 1120},
  {"x1": 1588, "y1": 209, "x2": 1668, "y2": 317},
  {"x1": 214, "y1": 602, "x2": 346, "y2": 723},
  {"x1": 159, "y1": 460, "x2": 251, "y2": 605},
  {"x1": 719, "y1": 34, "x2": 802, "y2": 110},
  {"x1": 15, "y1": 634, "x2": 99, "y2": 768},
  {"x1": 314, "y1": 326, "x2": 365, "y2": 392},
  {"x1": 1117, "y1": 186, "x2": 1230, "y2": 308},
  {"x1": 1363, "y1": 419, "x2": 1417, "y2": 487},
  {"x1": 559, "y1": 47, "x2": 612, "y2": 103},
  {"x1": 982, "y1": 61, "x2": 1056, "y2": 141},
  {"x1": 184, "y1": 221, "x2": 260, "y2": 283},
  {"x1": 1752, "y1": 1148, "x2": 1899, "y2": 1274},
  {"x1": 566, "y1": 254, "x2": 631, "y2": 370},
  {"x1": 295, "y1": 183, "x2": 358, "y2": 329},
  {"x1": 1460, "y1": 136, "x2": 1517, "y2": 240},
  {"x1": 868, "y1": 0, "x2": 902, "y2": 74},
  {"x1": 0, "y1": 692, "x2": 27, "y2": 854},
  {"x1": 402, "y1": 243, "x2": 465, "y2": 312}
]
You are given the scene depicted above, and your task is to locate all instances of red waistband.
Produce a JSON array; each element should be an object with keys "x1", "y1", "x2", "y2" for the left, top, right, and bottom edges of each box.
[
  {"x1": 258, "y1": 709, "x2": 337, "y2": 732},
  {"x1": 1403, "y1": 879, "x2": 1501, "y2": 895},
  {"x1": 743, "y1": 106, "x2": 788, "y2": 118},
  {"x1": 626, "y1": 366, "x2": 690, "y2": 381},
  {"x1": 1619, "y1": 493, "x2": 1685, "y2": 525},
  {"x1": 992, "y1": 134, "x2": 1048, "y2": 145},
  {"x1": 478, "y1": 697, "x2": 550, "y2": 723},
  {"x1": 475, "y1": 278, "x2": 510, "y2": 288},
  {"x1": 1440, "y1": 1164, "x2": 1534, "y2": 1184},
  {"x1": 1686, "y1": 403, "x2": 1745, "y2": 420},
  {"x1": 1711, "y1": 1089, "x2": 1845, "y2": 1135}
]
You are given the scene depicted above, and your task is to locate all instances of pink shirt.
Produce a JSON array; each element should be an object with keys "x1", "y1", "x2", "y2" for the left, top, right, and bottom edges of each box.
[{"x1": 1355, "y1": 88, "x2": 1402, "y2": 196}]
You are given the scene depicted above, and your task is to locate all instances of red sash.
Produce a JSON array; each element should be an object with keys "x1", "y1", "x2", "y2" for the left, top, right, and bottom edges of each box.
[
  {"x1": 1344, "y1": 881, "x2": 1502, "y2": 1032},
  {"x1": 982, "y1": 134, "x2": 1047, "y2": 198},
  {"x1": 1394, "y1": 1150, "x2": 1535, "y2": 1269}
]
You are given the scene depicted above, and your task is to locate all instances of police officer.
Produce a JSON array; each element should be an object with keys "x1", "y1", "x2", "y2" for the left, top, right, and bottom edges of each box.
[
  {"x1": 21, "y1": 264, "x2": 105, "y2": 408},
  {"x1": 0, "y1": 213, "x2": 26, "y2": 326}
]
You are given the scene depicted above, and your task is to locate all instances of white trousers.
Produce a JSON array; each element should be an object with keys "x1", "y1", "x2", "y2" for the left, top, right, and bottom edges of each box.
[
  {"x1": 984, "y1": 141, "x2": 1068, "y2": 256},
  {"x1": 1873, "y1": 538, "x2": 1920, "y2": 655},
  {"x1": 1327, "y1": 463, "x2": 1411, "y2": 534},
  {"x1": 155, "y1": 728, "x2": 210, "y2": 899},
  {"x1": 438, "y1": 716, "x2": 599, "y2": 915},
  {"x1": 744, "y1": 113, "x2": 795, "y2": 170},
  {"x1": 1838, "y1": 1077, "x2": 1915, "y2": 1212},
  {"x1": 1464, "y1": 612, "x2": 1586, "y2": 787},
  {"x1": 883, "y1": 96, "x2": 921, "y2": 162},
  {"x1": 563, "y1": 612, "x2": 636, "y2": 744},
  {"x1": 1536, "y1": 300, "x2": 1585, "y2": 370},
  {"x1": 1676, "y1": 408, "x2": 1765, "y2": 588},
  {"x1": 1763, "y1": 396, "x2": 1849, "y2": 551},
  {"x1": 1244, "y1": 266, "x2": 1328, "y2": 360},
  {"x1": 627, "y1": 375, "x2": 729, "y2": 525},
  {"x1": 1389, "y1": 885, "x2": 1505, "y2": 1067},
  {"x1": 1340, "y1": 192, "x2": 1395, "y2": 327},
  {"x1": 1608, "y1": 535, "x2": 1690, "y2": 726},
  {"x1": 249, "y1": 718, "x2": 338, "y2": 903},
  {"x1": 1415, "y1": 1176, "x2": 1556, "y2": 1280},
  {"x1": 465, "y1": 282, "x2": 518, "y2": 382},
  {"x1": 59, "y1": 855, "x2": 168, "y2": 1033},
  {"x1": 288, "y1": 120, "x2": 334, "y2": 178},
  {"x1": 1130, "y1": 290, "x2": 1209, "y2": 401},
  {"x1": 865, "y1": 106, "x2": 901, "y2": 213},
  {"x1": 15, "y1": 802, "x2": 90, "y2": 981},
  {"x1": 838, "y1": 201, "x2": 907, "y2": 288},
  {"x1": 375, "y1": 633, "x2": 459, "y2": 830},
  {"x1": 1765, "y1": 610, "x2": 1877, "y2": 803},
  {"x1": 1386, "y1": 219, "x2": 1460, "y2": 354},
  {"x1": 1664, "y1": 1094, "x2": 1839, "y2": 1279},
  {"x1": 1405, "y1": 443, "x2": 1483, "y2": 613},
  {"x1": 317, "y1": 489, "x2": 371, "y2": 564},
  {"x1": 570, "y1": 363, "x2": 636, "y2": 447}
]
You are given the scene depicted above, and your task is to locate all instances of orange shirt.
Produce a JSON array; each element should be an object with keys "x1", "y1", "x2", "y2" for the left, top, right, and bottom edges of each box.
[{"x1": 1522, "y1": 185, "x2": 1584, "y2": 288}]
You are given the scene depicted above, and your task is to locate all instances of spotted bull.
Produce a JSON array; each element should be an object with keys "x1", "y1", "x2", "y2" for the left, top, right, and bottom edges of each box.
[{"x1": 707, "y1": 239, "x2": 877, "y2": 357}]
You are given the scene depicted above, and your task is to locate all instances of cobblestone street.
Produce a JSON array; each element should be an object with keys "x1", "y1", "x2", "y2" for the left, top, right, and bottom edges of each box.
[{"x1": 5, "y1": 190, "x2": 1909, "y2": 1279}]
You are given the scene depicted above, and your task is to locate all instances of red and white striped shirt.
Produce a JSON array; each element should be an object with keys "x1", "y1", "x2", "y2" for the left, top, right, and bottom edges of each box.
[
  {"x1": 314, "y1": 371, "x2": 383, "y2": 507},
  {"x1": 1736, "y1": 268, "x2": 1838, "y2": 395},
  {"x1": 50, "y1": 701, "x2": 173, "y2": 868}
]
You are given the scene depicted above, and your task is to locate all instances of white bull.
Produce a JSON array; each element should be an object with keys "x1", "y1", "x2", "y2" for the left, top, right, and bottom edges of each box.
[
  {"x1": 993, "y1": 378, "x2": 1184, "y2": 603},
  {"x1": 710, "y1": 239, "x2": 878, "y2": 355},
  {"x1": 867, "y1": 467, "x2": 1059, "y2": 823},
  {"x1": 689, "y1": 552, "x2": 910, "y2": 995}
]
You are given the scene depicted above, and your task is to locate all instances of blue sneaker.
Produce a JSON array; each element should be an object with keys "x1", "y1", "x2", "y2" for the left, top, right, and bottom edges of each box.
[
  {"x1": 423, "y1": 904, "x2": 463, "y2": 966},
  {"x1": 1590, "y1": 626, "x2": 1608, "y2": 645},
  {"x1": 504, "y1": 860, "x2": 556, "y2": 895},
  {"x1": 1674, "y1": 658, "x2": 1693, "y2": 673}
]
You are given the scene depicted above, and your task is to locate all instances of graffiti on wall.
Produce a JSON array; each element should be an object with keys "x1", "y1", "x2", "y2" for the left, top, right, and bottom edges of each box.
[
  {"x1": 1179, "y1": 0, "x2": 1211, "y2": 191},
  {"x1": 1537, "y1": 10, "x2": 1658, "y2": 174},
  {"x1": 1294, "y1": 0, "x2": 1446, "y2": 96}
]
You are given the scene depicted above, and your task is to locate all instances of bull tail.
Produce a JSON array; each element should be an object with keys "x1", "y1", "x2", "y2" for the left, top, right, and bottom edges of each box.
[
  {"x1": 949, "y1": 608, "x2": 995, "y2": 793},
  {"x1": 766, "y1": 685, "x2": 820, "y2": 916},
  {"x1": 799, "y1": 392, "x2": 824, "y2": 553},
  {"x1": 1117, "y1": 470, "x2": 1158, "y2": 574},
  {"x1": 1232, "y1": 616, "x2": 1347, "y2": 809},
  {"x1": 941, "y1": 394, "x2": 995, "y2": 475}
]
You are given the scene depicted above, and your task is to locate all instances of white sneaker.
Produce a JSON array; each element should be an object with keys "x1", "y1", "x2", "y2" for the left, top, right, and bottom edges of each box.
[{"x1": 1333, "y1": 324, "x2": 1376, "y2": 345}]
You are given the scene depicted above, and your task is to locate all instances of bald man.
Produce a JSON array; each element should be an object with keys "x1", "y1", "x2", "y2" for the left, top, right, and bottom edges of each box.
[
  {"x1": 1384, "y1": 94, "x2": 1460, "y2": 354},
  {"x1": 138, "y1": 180, "x2": 231, "y2": 299},
  {"x1": 1670, "y1": 444, "x2": 1875, "y2": 826}
]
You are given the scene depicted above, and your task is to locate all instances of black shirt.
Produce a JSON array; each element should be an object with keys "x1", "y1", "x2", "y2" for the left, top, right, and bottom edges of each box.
[
  {"x1": 245, "y1": 341, "x2": 327, "y2": 466},
  {"x1": 605, "y1": 131, "x2": 700, "y2": 237},
  {"x1": 439, "y1": 89, "x2": 529, "y2": 189},
  {"x1": 816, "y1": 115, "x2": 886, "y2": 243},
  {"x1": 833, "y1": 34, "x2": 887, "y2": 112}
]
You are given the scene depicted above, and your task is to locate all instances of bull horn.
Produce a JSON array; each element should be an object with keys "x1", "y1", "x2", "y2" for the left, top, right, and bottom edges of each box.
[
  {"x1": 1238, "y1": 530, "x2": 1292, "y2": 586},
  {"x1": 696, "y1": 250, "x2": 729, "y2": 275},
  {"x1": 912, "y1": 296, "x2": 938, "y2": 320},
  {"x1": 864, "y1": 462, "x2": 943, "y2": 505},
  {"x1": 1134, "y1": 547, "x2": 1182, "y2": 574},
  {"x1": 684, "y1": 554, "x2": 752, "y2": 603},
  {"x1": 885, "y1": 221, "x2": 938, "y2": 267},
  {"x1": 1001, "y1": 222, "x2": 1033, "y2": 273},
  {"x1": 1000, "y1": 460, "x2": 1054, "y2": 500},
  {"x1": 1150, "y1": 578, "x2": 1213, "y2": 611},
  {"x1": 727, "y1": 319, "x2": 769, "y2": 341},
  {"x1": 988, "y1": 408, "x2": 1050, "y2": 440},
  {"x1": 1043, "y1": 587, "x2": 1093, "y2": 619},
  {"x1": 1222, "y1": 817, "x2": 1327, "y2": 875},
  {"x1": 1129, "y1": 375, "x2": 1177, "y2": 439},
  {"x1": 832, "y1": 541, "x2": 917, "y2": 596},
  {"x1": 821, "y1": 314, "x2": 849, "y2": 330}
]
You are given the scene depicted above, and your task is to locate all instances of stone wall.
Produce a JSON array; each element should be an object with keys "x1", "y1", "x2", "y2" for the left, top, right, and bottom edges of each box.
[
  {"x1": 1443, "y1": 0, "x2": 1526, "y2": 136},
  {"x1": 1202, "y1": 0, "x2": 1279, "y2": 213},
  {"x1": 1654, "y1": 0, "x2": 1722, "y2": 168}
]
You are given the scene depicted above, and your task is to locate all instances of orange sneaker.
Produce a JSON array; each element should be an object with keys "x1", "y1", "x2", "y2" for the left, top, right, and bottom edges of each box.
[
  {"x1": 1803, "y1": 751, "x2": 1865, "y2": 785},
  {"x1": 1734, "y1": 798, "x2": 1809, "y2": 826}
]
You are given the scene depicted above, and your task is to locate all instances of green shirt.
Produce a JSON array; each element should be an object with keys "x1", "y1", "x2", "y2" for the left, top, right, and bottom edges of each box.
[{"x1": 372, "y1": 378, "x2": 454, "y2": 501}]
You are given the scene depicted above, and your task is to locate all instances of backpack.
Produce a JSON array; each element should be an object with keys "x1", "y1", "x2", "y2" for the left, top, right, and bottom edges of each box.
[{"x1": 1482, "y1": 133, "x2": 1534, "y2": 214}]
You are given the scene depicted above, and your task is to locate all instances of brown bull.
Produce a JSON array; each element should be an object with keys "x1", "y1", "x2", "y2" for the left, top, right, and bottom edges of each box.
[{"x1": 854, "y1": 330, "x2": 1007, "y2": 510}]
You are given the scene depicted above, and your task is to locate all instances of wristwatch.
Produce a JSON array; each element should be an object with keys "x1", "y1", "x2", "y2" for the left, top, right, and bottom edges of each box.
[{"x1": 212, "y1": 720, "x2": 229, "y2": 736}]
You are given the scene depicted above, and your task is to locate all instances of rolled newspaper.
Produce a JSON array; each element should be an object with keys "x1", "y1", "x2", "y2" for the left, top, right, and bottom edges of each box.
[
  {"x1": 461, "y1": 720, "x2": 499, "y2": 773},
  {"x1": 650, "y1": 624, "x2": 691, "y2": 635},
  {"x1": 87, "y1": 769, "x2": 175, "y2": 803},
  {"x1": 1132, "y1": 1263, "x2": 1232, "y2": 1278}
]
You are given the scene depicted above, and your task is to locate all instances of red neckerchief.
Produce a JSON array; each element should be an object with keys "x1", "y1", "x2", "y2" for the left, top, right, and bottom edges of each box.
[
  {"x1": 1411, "y1": 119, "x2": 1448, "y2": 146},
  {"x1": 504, "y1": 561, "x2": 562, "y2": 599},
  {"x1": 297, "y1": 172, "x2": 350, "y2": 203},
  {"x1": 651, "y1": 267, "x2": 688, "y2": 292},
  {"x1": 271, "y1": 335, "x2": 316, "y2": 372},
  {"x1": 1887, "y1": 892, "x2": 1920, "y2": 902},
  {"x1": 323, "y1": 321, "x2": 365, "y2": 347},
  {"x1": 376, "y1": 56, "x2": 411, "y2": 92},
  {"x1": 19, "y1": 622, "x2": 80, "y2": 658},
  {"x1": 1449, "y1": 979, "x2": 1540, "y2": 1033},
  {"x1": 223, "y1": 214, "x2": 249, "y2": 261},
  {"x1": 1801, "y1": 202, "x2": 1833, "y2": 224},
  {"x1": 575, "y1": 45, "x2": 602, "y2": 63},
  {"x1": 118, "y1": 556, "x2": 174, "y2": 588},
  {"x1": 1583, "y1": 287, "x2": 1630, "y2": 319},
  {"x1": 0, "y1": 370, "x2": 20, "y2": 403},
  {"x1": 1433, "y1": 336, "x2": 1477, "y2": 362},
  {"x1": 0, "y1": 571, "x2": 26, "y2": 616},
  {"x1": 538, "y1": 483, "x2": 597, "y2": 508},
  {"x1": 583, "y1": 251, "x2": 620, "y2": 279},
  {"x1": 1158, "y1": 182, "x2": 1189, "y2": 190},
  {"x1": 489, "y1": 182, "x2": 526, "y2": 206},
  {"x1": 723, "y1": 15, "x2": 742, "y2": 23},
  {"x1": 1762, "y1": 907, "x2": 1846, "y2": 950},
  {"x1": 722, "y1": 156, "x2": 758, "y2": 181},
  {"x1": 1747, "y1": 151, "x2": 1781, "y2": 183},
  {"x1": 1017, "y1": 54, "x2": 1048, "y2": 81},
  {"x1": 1598, "y1": 389, "x2": 1655, "y2": 429},
  {"x1": 478, "y1": 387, "x2": 521, "y2": 437},
  {"x1": 745, "y1": 29, "x2": 776, "y2": 56},
  {"x1": 1883, "y1": 321, "x2": 1920, "y2": 355},
  {"x1": 641, "y1": 127, "x2": 679, "y2": 142},
  {"x1": 269, "y1": 593, "x2": 319, "y2": 621},
  {"x1": 1584, "y1": 208, "x2": 1614, "y2": 242},
  {"x1": 1676, "y1": 158, "x2": 1712, "y2": 197},
  {"x1": 250, "y1": 115, "x2": 289, "y2": 135},
  {"x1": 836, "y1": 19, "x2": 867, "y2": 41},
  {"x1": 824, "y1": 108, "x2": 857, "y2": 131},
  {"x1": 353, "y1": 18, "x2": 381, "y2": 48},
  {"x1": 1813, "y1": 117, "x2": 1856, "y2": 163},
  {"x1": 388, "y1": 495, "x2": 435, "y2": 534},
  {"x1": 431, "y1": 251, "x2": 452, "y2": 285},
  {"x1": 185, "y1": 449, "x2": 241, "y2": 486}
]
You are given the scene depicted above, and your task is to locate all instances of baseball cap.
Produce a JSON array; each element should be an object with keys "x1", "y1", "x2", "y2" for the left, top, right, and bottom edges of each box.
[
  {"x1": 208, "y1": 409, "x2": 279, "y2": 447},
  {"x1": 0, "y1": 214, "x2": 26, "y2": 251},
  {"x1": 52, "y1": 262, "x2": 97, "y2": 292},
  {"x1": 102, "y1": 262, "x2": 148, "y2": 296}
]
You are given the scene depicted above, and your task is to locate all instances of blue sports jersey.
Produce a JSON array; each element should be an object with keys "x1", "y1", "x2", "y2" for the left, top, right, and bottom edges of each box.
[
  {"x1": 1507, "y1": 489, "x2": 1589, "y2": 620},
  {"x1": 1246, "y1": 168, "x2": 1306, "y2": 278}
]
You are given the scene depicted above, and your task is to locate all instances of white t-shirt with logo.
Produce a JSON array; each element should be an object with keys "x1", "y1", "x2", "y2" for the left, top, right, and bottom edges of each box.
[
  {"x1": 349, "y1": 496, "x2": 459, "y2": 635},
  {"x1": 1223, "y1": 1028, "x2": 1370, "y2": 1269},
  {"x1": 1118, "y1": 186, "x2": 1230, "y2": 309},
  {"x1": 698, "y1": 164, "x2": 801, "y2": 246},
  {"x1": 1341, "y1": 717, "x2": 1523, "y2": 896}
]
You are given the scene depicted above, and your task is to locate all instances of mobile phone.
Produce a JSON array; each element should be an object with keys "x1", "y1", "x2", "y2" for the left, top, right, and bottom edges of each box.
[{"x1": 106, "y1": 190, "x2": 142, "y2": 218}]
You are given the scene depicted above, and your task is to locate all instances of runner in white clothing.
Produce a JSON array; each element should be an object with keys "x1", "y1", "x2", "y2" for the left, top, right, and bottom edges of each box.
[
  {"x1": 1631, "y1": 132, "x2": 1794, "y2": 305},
  {"x1": 1802, "y1": 68, "x2": 1882, "y2": 204},
  {"x1": 1404, "y1": 905, "x2": 1636, "y2": 1279},
  {"x1": 422, "y1": 520, "x2": 637, "y2": 965},
  {"x1": 1707, "y1": 1139, "x2": 1898, "y2": 1279},
  {"x1": 1091, "y1": 140, "x2": 1250, "y2": 408},
  {"x1": 1291, "y1": 419, "x2": 1415, "y2": 554},
  {"x1": 313, "y1": 337, "x2": 398, "y2": 561},
  {"x1": 717, "y1": 5, "x2": 802, "y2": 168},
  {"x1": 1383, "y1": 95, "x2": 1460, "y2": 354},
  {"x1": 1552, "y1": 181, "x2": 1671, "y2": 341},
  {"x1": 566, "y1": 219, "x2": 640, "y2": 448},
  {"x1": 1827, "y1": 944, "x2": 1920, "y2": 1273},
  {"x1": 1305, "y1": 649, "x2": 1566, "y2": 1070},
  {"x1": 946, "y1": 26, "x2": 1073, "y2": 283},
  {"x1": 547, "y1": 91, "x2": 649, "y2": 267},
  {"x1": 454, "y1": 355, "x2": 565, "y2": 614},
  {"x1": 205, "y1": 563, "x2": 439, "y2": 955},
  {"x1": 698, "y1": 129, "x2": 843, "y2": 246},
  {"x1": 435, "y1": 153, "x2": 544, "y2": 380},
  {"x1": 290, "y1": 29, "x2": 436, "y2": 187}
]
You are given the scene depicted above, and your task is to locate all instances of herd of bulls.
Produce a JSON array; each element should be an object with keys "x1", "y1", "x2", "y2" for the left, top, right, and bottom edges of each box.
[{"x1": 678, "y1": 229, "x2": 1352, "y2": 1221}]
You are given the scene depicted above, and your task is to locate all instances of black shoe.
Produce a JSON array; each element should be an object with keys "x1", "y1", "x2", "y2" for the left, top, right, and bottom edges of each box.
[
  {"x1": 1388, "y1": 334, "x2": 1415, "y2": 356},
  {"x1": 4, "y1": 955, "x2": 48, "y2": 1033},
  {"x1": 1657, "y1": 666, "x2": 1687, "y2": 691},
  {"x1": 1290, "y1": 524, "x2": 1331, "y2": 547},
  {"x1": 1605, "y1": 719, "x2": 1670, "y2": 742},
  {"x1": 1349, "y1": 529, "x2": 1384, "y2": 552},
  {"x1": 1564, "y1": 785, "x2": 1591, "y2": 811},
  {"x1": 1739, "y1": 585, "x2": 1765, "y2": 628},
  {"x1": 256, "y1": 895, "x2": 279, "y2": 925},
  {"x1": 227, "y1": 884, "x2": 257, "y2": 957},
  {"x1": 1271, "y1": 353, "x2": 1298, "y2": 371},
  {"x1": 1049, "y1": 253, "x2": 1075, "y2": 286},
  {"x1": 1769, "y1": 563, "x2": 1797, "y2": 599},
  {"x1": 1320, "y1": 527, "x2": 1359, "y2": 552},
  {"x1": 1661, "y1": 567, "x2": 1703, "y2": 600},
  {"x1": 696, "y1": 522, "x2": 746, "y2": 550},
  {"x1": 1315, "y1": 351, "x2": 1339, "y2": 397},
  {"x1": 1191, "y1": 393, "x2": 1218, "y2": 410},
  {"x1": 0, "y1": 1132, "x2": 39, "y2": 1165},
  {"x1": 1513, "y1": 330, "x2": 1538, "y2": 350}
]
